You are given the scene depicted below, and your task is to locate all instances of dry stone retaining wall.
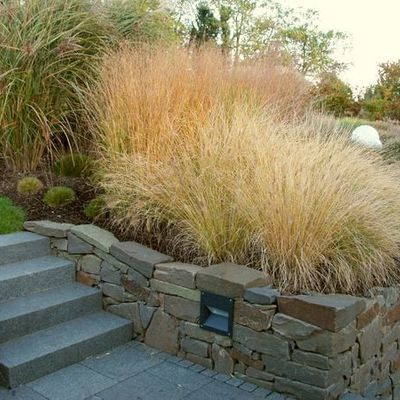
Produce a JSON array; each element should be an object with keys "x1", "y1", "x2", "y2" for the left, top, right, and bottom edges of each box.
[{"x1": 24, "y1": 221, "x2": 400, "y2": 400}]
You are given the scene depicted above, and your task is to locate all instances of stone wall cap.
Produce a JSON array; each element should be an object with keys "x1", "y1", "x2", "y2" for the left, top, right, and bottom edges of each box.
[
  {"x1": 278, "y1": 294, "x2": 366, "y2": 332},
  {"x1": 24, "y1": 220, "x2": 74, "y2": 238},
  {"x1": 71, "y1": 224, "x2": 119, "y2": 253},
  {"x1": 244, "y1": 286, "x2": 280, "y2": 305},
  {"x1": 196, "y1": 262, "x2": 271, "y2": 298},
  {"x1": 111, "y1": 241, "x2": 173, "y2": 278}
]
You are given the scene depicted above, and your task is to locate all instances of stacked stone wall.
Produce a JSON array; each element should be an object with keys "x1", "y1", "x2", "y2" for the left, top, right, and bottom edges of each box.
[{"x1": 24, "y1": 221, "x2": 400, "y2": 400}]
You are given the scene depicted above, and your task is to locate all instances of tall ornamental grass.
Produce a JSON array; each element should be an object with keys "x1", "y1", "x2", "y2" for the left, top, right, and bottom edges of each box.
[
  {"x1": 0, "y1": 0, "x2": 110, "y2": 171},
  {"x1": 89, "y1": 47, "x2": 400, "y2": 294}
]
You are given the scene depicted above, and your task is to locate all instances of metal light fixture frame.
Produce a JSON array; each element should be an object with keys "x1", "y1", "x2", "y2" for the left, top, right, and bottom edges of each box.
[{"x1": 199, "y1": 291, "x2": 235, "y2": 337}]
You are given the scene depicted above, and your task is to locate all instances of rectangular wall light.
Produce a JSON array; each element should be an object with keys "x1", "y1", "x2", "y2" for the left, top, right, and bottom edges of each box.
[{"x1": 199, "y1": 291, "x2": 234, "y2": 337}]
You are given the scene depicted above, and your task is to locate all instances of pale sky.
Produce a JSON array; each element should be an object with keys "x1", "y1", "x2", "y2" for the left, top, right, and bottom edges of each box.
[{"x1": 281, "y1": 0, "x2": 400, "y2": 92}]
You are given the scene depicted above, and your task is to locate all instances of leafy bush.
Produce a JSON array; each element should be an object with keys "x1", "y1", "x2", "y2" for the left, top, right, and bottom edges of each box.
[
  {"x1": 43, "y1": 186, "x2": 76, "y2": 207},
  {"x1": 0, "y1": 0, "x2": 111, "y2": 172},
  {"x1": 17, "y1": 177, "x2": 44, "y2": 195},
  {"x1": 54, "y1": 154, "x2": 93, "y2": 177},
  {"x1": 89, "y1": 47, "x2": 400, "y2": 294},
  {"x1": 0, "y1": 197, "x2": 25, "y2": 234},
  {"x1": 84, "y1": 197, "x2": 105, "y2": 219}
]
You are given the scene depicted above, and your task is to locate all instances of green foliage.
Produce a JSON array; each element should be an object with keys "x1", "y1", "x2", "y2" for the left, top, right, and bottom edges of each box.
[
  {"x1": 0, "y1": 197, "x2": 25, "y2": 234},
  {"x1": 190, "y1": 3, "x2": 220, "y2": 46},
  {"x1": 17, "y1": 177, "x2": 44, "y2": 195},
  {"x1": 84, "y1": 197, "x2": 105, "y2": 219},
  {"x1": 105, "y1": 0, "x2": 177, "y2": 43},
  {"x1": 54, "y1": 154, "x2": 93, "y2": 177},
  {"x1": 313, "y1": 73, "x2": 356, "y2": 117},
  {"x1": 361, "y1": 60, "x2": 400, "y2": 121},
  {"x1": 43, "y1": 186, "x2": 76, "y2": 207},
  {"x1": 0, "y1": 0, "x2": 111, "y2": 172}
]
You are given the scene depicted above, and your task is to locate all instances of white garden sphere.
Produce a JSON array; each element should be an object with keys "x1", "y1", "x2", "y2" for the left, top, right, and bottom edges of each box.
[{"x1": 351, "y1": 125, "x2": 383, "y2": 149}]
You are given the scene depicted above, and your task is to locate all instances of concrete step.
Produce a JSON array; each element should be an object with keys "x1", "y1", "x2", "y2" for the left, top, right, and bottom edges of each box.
[
  {"x1": 0, "y1": 311, "x2": 133, "y2": 388},
  {"x1": 0, "y1": 283, "x2": 102, "y2": 344},
  {"x1": 0, "y1": 232, "x2": 50, "y2": 266},
  {"x1": 0, "y1": 256, "x2": 75, "y2": 303}
]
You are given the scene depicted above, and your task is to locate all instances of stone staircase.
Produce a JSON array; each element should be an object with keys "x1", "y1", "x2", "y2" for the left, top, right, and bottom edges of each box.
[{"x1": 0, "y1": 231, "x2": 133, "y2": 389}]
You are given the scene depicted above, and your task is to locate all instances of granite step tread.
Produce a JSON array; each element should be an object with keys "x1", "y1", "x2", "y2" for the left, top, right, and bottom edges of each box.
[
  {"x1": 0, "y1": 311, "x2": 133, "y2": 388},
  {"x1": 0, "y1": 283, "x2": 102, "y2": 343},
  {"x1": 0, "y1": 256, "x2": 75, "y2": 302},
  {"x1": 0, "y1": 232, "x2": 50, "y2": 265}
]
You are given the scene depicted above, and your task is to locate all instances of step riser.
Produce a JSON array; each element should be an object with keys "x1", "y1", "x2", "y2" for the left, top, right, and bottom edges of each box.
[
  {"x1": 0, "y1": 292, "x2": 102, "y2": 344},
  {"x1": 0, "y1": 265, "x2": 75, "y2": 303},
  {"x1": 1, "y1": 324, "x2": 132, "y2": 388},
  {"x1": 0, "y1": 235, "x2": 50, "y2": 266}
]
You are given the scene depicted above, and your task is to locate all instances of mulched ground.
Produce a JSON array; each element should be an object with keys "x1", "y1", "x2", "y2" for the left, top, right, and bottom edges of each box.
[{"x1": 0, "y1": 164, "x2": 96, "y2": 225}]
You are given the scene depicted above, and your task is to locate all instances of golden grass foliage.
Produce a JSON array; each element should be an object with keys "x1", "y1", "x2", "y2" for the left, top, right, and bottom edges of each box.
[{"x1": 89, "y1": 46, "x2": 400, "y2": 294}]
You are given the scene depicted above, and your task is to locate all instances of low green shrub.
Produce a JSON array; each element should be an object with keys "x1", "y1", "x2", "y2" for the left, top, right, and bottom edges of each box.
[
  {"x1": 43, "y1": 186, "x2": 76, "y2": 207},
  {"x1": 17, "y1": 177, "x2": 44, "y2": 195},
  {"x1": 84, "y1": 197, "x2": 105, "y2": 219},
  {"x1": 54, "y1": 154, "x2": 93, "y2": 177},
  {"x1": 0, "y1": 197, "x2": 25, "y2": 234}
]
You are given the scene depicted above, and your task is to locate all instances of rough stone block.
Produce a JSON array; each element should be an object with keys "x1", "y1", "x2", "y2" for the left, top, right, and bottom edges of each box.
[
  {"x1": 150, "y1": 279, "x2": 200, "y2": 301},
  {"x1": 51, "y1": 238, "x2": 68, "y2": 251},
  {"x1": 68, "y1": 232, "x2": 94, "y2": 254},
  {"x1": 244, "y1": 287, "x2": 280, "y2": 305},
  {"x1": 111, "y1": 241, "x2": 172, "y2": 278},
  {"x1": 77, "y1": 271, "x2": 100, "y2": 287},
  {"x1": 196, "y1": 263, "x2": 271, "y2": 298},
  {"x1": 24, "y1": 220, "x2": 73, "y2": 237},
  {"x1": 139, "y1": 303, "x2": 156, "y2": 329},
  {"x1": 71, "y1": 224, "x2": 119, "y2": 253},
  {"x1": 291, "y1": 350, "x2": 330, "y2": 370},
  {"x1": 358, "y1": 317, "x2": 382, "y2": 363},
  {"x1": 181, "y1": 337, "x2": 209, "y2": 357},
  {"x1": 101, "y1": 261, "x2": 121, "y2": 284},
  {"x1": 128, "y1": 268, "x2": 149, "y2": 288},
  {"x1": 234, "y1": 301, "x2": 275, "y2": 331},
  {"x1": 230, "y1": 348, "x2": 263, "y2": 370},
  {"x1": 272, "y1": 313, "x2": 322, "y2": 340},
  {"x1": 384, "y1": 303, "x2": 400, "y2": 326},
  {"x1": 278, "y1": 294, "x2": 366, "y2": 332},
  {"x1": 102, "y1": 283, "x2": 125, "y2": 302},
  {"x1": 80, "y1": 255, "x2": 102, "y2": 275},
  {"x1": 233, "y1": 324, "x2": 290, "y2": 359},
  {"x1": 180, "y1": 321, "x2": 232, "y2": 347},
  {"x1": 356, "y1": 300, "x2": 380, "y2": 330},
  {"x1": 154, "y1": 262, "x2": 202, "y2": 289},
  {"x1": 94, "y1": 248, "x2": 129, "y2": 273},
  {"x1": 108, "y1": 303, "x2": 142, "y2": 334},
  {"x1": 185, "y1": 353, "x2": 213, "y2": 369},
  {"x1": 263, "y1": 356, "x2": 336, "y2": 388},
  {"x1": 164, "y1": 295, "x2": 200, "y2": 322},
  {"x1": 296, "y1": 323, "x2": 357, "y2": 356},
  {"x1": 212, "y1": 344, "x2": 234, "y2": 374},
  {"x1": 121, "y1": 275, "x2": 159, "y2": 306},
  {"x1": 145, "y1": 311, "x2": 179, "y2": 354}
]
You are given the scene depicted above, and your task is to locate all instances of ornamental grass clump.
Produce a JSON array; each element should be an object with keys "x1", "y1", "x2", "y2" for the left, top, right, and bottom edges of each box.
[
  {"x1": 89, "y1": 46, "x2": 400, "y2": 294},
  {"x1": 43, "y1": 186, "x2": 76, "y2": 207},
  {"x1": 0, "y1": 0, "x2": 110, "y2": 172},
  {"x1": 17, "y1": 176, "x2": 44, "y2": 195}
]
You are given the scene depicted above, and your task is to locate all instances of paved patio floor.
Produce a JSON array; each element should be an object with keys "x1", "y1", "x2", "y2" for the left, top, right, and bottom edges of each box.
[{"x1": 0, "y1": 341, "x2": 295, "y2": 400}]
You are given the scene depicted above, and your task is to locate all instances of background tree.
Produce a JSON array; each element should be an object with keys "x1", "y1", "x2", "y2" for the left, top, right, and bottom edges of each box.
[
  {"x1": 190, "y1": 3, "x2": 220, "y2": 46},
  {"x1": 313, "y1": 72, "x2": 356, "y2": 117},
  {"x1": 361, "y1": 60, "x2": 400, "y2": 121},
  {"x1": 279, "y1": 9, "x2": 346, "y2": 77}
]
